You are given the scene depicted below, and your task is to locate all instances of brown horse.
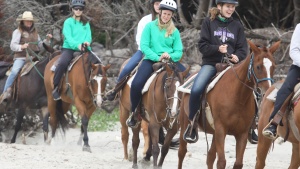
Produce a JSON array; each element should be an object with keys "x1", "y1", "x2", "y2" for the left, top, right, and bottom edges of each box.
[
  {"x1": 44, "y1": 50, "x2": 110, "y2": 152},
  {"x1": 255, "y1": 80, "x2": 300, "y2": 169},
  {"x1": 178, "y1": 40, "x2": 281, "y2": 169},
  {"x1": 119, "y1": 61, "x2": 189, "y2": 168}
]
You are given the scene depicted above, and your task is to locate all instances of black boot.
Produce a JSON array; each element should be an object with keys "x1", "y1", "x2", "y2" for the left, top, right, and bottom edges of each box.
[
  {"x1": 262, "y1": 124, "x2": 277, "y2": 140},
  {"x1": 126, "y1": 112, "x2": 140, "y2": 128},
  {"x1": 52, "y1": 86, "x2": 61, "y2": 101},
  {"x1": 104, "y1": 89, "x2": 117, "y2": 101},
  {"x1": 183, "y1": 122, "x2": 199, "y2": 143},
  {"x1": 248, "y1": 128, "x2": 258, "y2": 144}
]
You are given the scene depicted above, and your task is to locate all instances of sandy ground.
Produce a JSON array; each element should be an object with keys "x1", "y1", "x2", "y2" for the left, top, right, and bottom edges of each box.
[{"x1": 0, "y1": 126, "x2": 293, "y2": 169}]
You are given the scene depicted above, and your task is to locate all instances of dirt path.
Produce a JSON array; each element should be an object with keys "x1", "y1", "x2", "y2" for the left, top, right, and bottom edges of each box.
[{"x1": 0, "y1": 127, "x2": 292, "y2": 169}]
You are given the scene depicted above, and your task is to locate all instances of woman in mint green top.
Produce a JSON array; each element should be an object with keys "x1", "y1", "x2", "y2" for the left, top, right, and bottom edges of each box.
[
  {"x1": 126, "y1": 0, "x2": 188, "y2": 128},
  {"x1": 52, "y1": 0, "x2": 92, "y2": 100}
]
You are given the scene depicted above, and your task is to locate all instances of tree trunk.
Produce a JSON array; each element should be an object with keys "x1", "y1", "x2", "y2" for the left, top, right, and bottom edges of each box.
[{"x1": 293, "y1": 0, "x2": 300, "y2": 26}]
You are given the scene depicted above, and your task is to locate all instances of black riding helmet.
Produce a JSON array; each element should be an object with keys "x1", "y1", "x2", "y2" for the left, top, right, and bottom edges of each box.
[
  {"x1": 215, "y1": 0, "x2": 238, "y2": 5},
  {"x1": 71, "y1": 0, "x2": 86, "y2": 8},
  {"x1": 150, "y1": 0, "x2": 162, "y2": 4}
]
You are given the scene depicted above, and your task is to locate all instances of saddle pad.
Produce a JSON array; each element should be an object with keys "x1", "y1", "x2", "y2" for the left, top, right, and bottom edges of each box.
[
  {"x1": 127, "y1": 68, "x2": 163, "y2": 94},
  {"x1": 20, "y1": 61, "x2": 39, "y2": 76},
  {"x1": 178, "y1": 66, "x2": 230, "y2": 94}
]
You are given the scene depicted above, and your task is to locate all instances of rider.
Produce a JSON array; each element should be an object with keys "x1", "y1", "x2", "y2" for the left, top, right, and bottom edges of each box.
[
  {"x1": 183, "y1": 0, "x2": 248, "y2": 143},
  {"x1": 52, "y1": 0, "x2": 92, "y2": 100},
  {"x1": 126, "y1": 0, "x2": 187, "y2": 128},
  {"x1": 104, "y1": 0, "x2": 163, "y2": 101},
  {"x1": 262, "y1": 24, "x2": 300, "y2": 140},
  {"x1": 0, "y1": 11, "x2": 52, "y2": 104}
]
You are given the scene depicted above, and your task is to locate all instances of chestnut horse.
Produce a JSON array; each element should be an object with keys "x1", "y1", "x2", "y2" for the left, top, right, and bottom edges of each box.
[
  {"x1": 44, "y1": 49, "x2": 110, "y2": 152},
  {"x1": 119, "y1": 61, "x2": 189, "y2": 168},
  {"x1": 178, "y1": 40, "x2": 281, "y2": 169},
  {"x1": 255, "y1": 80, "x2": 300, "y2": 169}
]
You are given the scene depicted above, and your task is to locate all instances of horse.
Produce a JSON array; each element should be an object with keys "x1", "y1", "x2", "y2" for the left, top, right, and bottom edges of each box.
[
  {"x1": 177, "y1": 40, "x2": 281, "y2": 169},
  {"x1": 0, "y1": 44, "x2": 58, "y2": 143},
  {"x1": 120, "y1": 61, "x2": 189, "y2": 168},
  {"x1": 255, "y1": 80, "x2": 300, "y2": 169},
  {"x1": 44, "y1": 48, "x2": 110, "y2": 152}
]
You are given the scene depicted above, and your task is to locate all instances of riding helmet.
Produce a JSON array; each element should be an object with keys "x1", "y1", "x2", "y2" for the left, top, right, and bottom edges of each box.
[
  {"x1": 159, "y1": 0, "x2": 177, "y2": 12},
  {"x1": 150, "y1": 0, "x2": 162, "y2": 4},
  {"x1": 215, "y1": 0, "x2": 239, "y2": 5},
  {"x1": 71, "y1": 0, "x2": 86, "y2": 8}
]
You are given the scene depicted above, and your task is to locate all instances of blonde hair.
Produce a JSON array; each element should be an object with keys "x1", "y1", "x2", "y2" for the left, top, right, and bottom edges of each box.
[
  {"x1": 158, "y1": 18, "x2": 176, "y2": 37},
  {"x1": 209, "y1": 7, "x2": 220, "y2": 21}
]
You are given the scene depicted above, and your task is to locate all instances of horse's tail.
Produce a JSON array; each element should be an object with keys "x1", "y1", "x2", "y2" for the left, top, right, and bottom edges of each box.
[{"x1": 55, "y1": 100, "x2": 69, "y2": 133}]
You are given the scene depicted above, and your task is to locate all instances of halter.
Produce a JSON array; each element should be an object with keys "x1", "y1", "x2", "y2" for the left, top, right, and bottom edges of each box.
[{"x1": 247, "y1": 53, "x2": 274, "y2": 84}]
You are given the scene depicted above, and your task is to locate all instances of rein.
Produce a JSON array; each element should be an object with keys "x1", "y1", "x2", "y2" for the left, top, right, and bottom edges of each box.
[{"x1": 229, "y1": 53, "x2": 274, "y2": 97}]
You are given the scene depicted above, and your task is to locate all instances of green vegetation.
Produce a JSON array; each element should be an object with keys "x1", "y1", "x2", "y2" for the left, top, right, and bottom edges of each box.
[{"x1": 71, "y1": 106, "x2": 120, "y2": 131}]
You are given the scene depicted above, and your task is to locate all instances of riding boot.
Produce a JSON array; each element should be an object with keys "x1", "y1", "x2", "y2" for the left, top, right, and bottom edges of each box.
[
  {"x1": 52, "y1": 86, "x2": 61, "y2": 101},
  {"x1": 104, "y1": 75, "x2": 129, "y2": 101},
  {"x1": 262, "y1": 121, "x2": 278, "y2": 140},
  {"x1": 126, "y1": 104, "x2": 142, "y2": 128},
  {"x1": 0, "y1": 87, "x2": 12, "y2": 104},
  {"x1": 183, "y1": 120, "x2": 199, "y2": 144},
  {"x1": 248, "y1": 116, "x2": 258, "y2": 144}
]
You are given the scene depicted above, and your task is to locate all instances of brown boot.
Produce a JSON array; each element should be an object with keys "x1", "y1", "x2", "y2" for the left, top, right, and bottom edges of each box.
[{"x1": 0, "y1": 87, "x2": 12, "y2": 104}]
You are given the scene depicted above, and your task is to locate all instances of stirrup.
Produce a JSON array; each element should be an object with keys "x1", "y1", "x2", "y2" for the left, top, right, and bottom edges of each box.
[
  {"x1": 262, "y1": 121, "x2": 278, "y2": 140},
  {"x1": 183, "y1": 123, "x2": 199, "y2": 143},
  {"x1": 126, "y1": 113, "x2": 140, "y2": 129},
  {"x1": 52, "y1": 87, "x2": 61, "y2": 101}
]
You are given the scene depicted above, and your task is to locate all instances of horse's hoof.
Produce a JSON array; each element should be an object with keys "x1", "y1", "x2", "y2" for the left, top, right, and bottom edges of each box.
[
  {"x1": 82, "y1": 145, "x2": 92, "y2": 153},
  {"x1": 132, "y1": 163, "x2": 138, "y2": 169}
]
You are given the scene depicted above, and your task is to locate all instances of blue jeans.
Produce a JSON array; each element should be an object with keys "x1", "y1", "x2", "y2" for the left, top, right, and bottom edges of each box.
[
  {"x1": 117, "y1": 50, "x2": 143, "y2": 82},
  {"x1": 269, "y1": 65, "x2": 300, "y2": 121},
  {"x1": 3, "y1": 59, "x2": 26, "y2": 92},
  {"x1": 189, "y1": 64, "x2": 217, "y2": 121}
]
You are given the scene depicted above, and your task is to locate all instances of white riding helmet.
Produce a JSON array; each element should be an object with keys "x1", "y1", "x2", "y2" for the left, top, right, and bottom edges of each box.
[{"x1": 159, "y1": 0, "x2": 177, "y2": 12}]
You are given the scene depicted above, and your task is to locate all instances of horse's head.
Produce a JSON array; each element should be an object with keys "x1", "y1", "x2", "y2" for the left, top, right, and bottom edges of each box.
[
  {"x1": 247, "y1": 40, "x2": 280, "y2": 93},
  {"x1": 90, "y1": 63, "x2": 111, "y2": 107},
  {"x1": 163, "y1": 62, "x2": 190, "y2": 117}
]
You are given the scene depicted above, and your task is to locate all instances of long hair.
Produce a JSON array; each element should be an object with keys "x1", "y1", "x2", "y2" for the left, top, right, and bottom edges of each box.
[
  {"x1": 18, "y1": 21, "x2": 38, "y2": 36},
  {"x1": 158, "y1": 13, "x2": 176, "y2": 37},
  {"x1": 209, "y1": 7, "x2": 220, "y2": 21},
  {"x1": 150, "y1": 3, "x2": 159, "y2": 21}
]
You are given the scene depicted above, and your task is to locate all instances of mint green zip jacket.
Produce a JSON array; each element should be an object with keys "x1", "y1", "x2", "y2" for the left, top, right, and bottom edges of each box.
[
  {"x1": 62, "y1": 17, "x2": 92, "y2": 50},
  {"x1": 140, "y1": 19, "x2": 183, "y2": 62}
]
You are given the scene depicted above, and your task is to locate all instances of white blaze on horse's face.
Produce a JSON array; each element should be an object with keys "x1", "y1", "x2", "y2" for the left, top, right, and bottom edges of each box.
[
  {"x1": 171, "y1": 81, "x2": 180, "y2": 115},
  {"x1": 263, "y1": 58, "x2": 272, "y2": 86},
  {"x1": 94, "y1": 75, "x2": 103, "y2": 107}
]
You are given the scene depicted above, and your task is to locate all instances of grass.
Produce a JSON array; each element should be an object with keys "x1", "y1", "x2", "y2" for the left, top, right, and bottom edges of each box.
[{"x1": 71, "y1": 106, "x2": 120, "y2": 132}]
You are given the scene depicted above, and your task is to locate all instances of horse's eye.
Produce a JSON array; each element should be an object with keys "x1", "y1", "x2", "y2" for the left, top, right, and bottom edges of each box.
[{"x1": 256, "y1": 65, "x2": 261, "y2": 70}]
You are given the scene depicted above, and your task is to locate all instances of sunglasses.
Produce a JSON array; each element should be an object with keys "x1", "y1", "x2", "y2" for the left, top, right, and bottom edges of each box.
[{"x1": 73, "y1": 7, "x2": 84, "y2": 11}]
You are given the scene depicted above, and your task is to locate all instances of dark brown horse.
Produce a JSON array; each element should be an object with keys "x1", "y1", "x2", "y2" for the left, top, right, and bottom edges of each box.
[
  {"x1": 255, "y1": 80, "x2": 300, "y2": 169},
  {"x1": 44, "y1": 50, "x2": 110, "y2": 152},
  {"x1": 0, "y1": 44, "x2": 57, "y2": 143},
  {"x1": 178, "y1": 40, "x2": 281, "y2": 169}
]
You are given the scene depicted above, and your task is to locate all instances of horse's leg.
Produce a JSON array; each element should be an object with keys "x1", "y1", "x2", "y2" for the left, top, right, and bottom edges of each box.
[
  {"x1": 10, "y1": 108, "x2": 25, "y2": 143},
  {"x1": 255, "y1": 125, "x2": 272, "y2": 169},
  {"x1": 141, "y1": 120, "x2": 150, "y2": 158},
  {"x1": 288, "y1": 143, "x2": 300, "y2": 169},
  {"x1": 48, "y1": 99, "x2": 57, "y2": 143},
  {"x1": 207, "y1": 135, "x2": 217, "y2": 169},
  {"x1": 233, "y1": 133, "x2": 248, "y2": 169},
  {"x1": 119, "y1": 103, "x2": 130, "y2": 160},
  {"x1": 144, "y1": 126, "x2": 153, "y2": 161},
  {"x1": 131, "y1": 125, "x2": 141, "y2": 168},
  {"x1": 81, "y1": 114, "x2": 91, "y2": 152},
  {"x1": 214, "y1": 125, "x2": 226, "y2": 169},
  {"x1": 41, "y1": 107, "x2": 50, "y2": 142},
  {"x1": 178, "y1": 103, "x2": 188, "y2": 169},
  {"x1": 158, "y1": 124, "x2": 177, "y2": 166},
  {"x1": 149, "y1": 123, "x2": 160, "y2": 167}
]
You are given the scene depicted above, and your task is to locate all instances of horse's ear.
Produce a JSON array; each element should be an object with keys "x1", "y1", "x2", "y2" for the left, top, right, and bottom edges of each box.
[
  {"x1": 165, "y1": 63, "x2": 172, "y2": 75},
  {"x1": 269, "y1": 41, "x2": 281, "y2": 54},
  {"x1": 182, "y1": 65, "x2": 190, "y2": 78},
  {"x1": 91, "y1": 63, "x2": 97, "y2": 70},
  {"x1": 247, "y1": 40, "x2": 260, "y2": 54},
  {"x1": 42, "y1": 42, "x2": 54, "y2": 53},
  {"x1": 103, "y1": 64, "x2": 111, "y2": 71}
]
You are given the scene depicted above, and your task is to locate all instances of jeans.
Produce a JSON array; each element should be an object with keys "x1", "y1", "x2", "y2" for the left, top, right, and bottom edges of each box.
[
  {"x1": 269, "y1": 65, "x2": 300, "y2": 121},
  {"x1": 3, "y1": 59, "x2": 25, "y2": 92},
  {"x1": 189, "y1": 64, "x2": 217, "y2": 121},
  {"x1": 117, "y1": 50, "x2": 143, "y2": 82},
  {"x1": 130, "y1": 59, "x2": 188, "y2": 112},
  {"x1": 53, "y1": 49, "x2": 75, "y2": 87}
]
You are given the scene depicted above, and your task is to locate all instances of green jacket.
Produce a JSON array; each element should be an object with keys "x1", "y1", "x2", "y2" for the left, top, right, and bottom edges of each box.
[{"x1": 140, "y1": 19, "x2": 183, "y2": 62}]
